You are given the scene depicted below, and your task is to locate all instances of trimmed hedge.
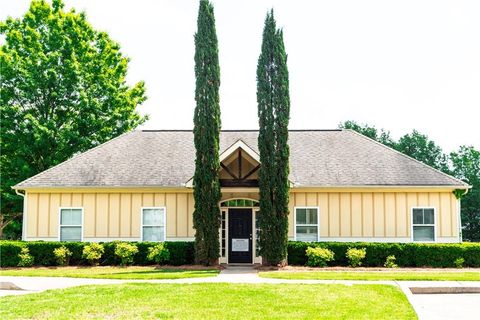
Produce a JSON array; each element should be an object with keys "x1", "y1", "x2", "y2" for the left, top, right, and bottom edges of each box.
[
  {"x1": 2, "y1": 240, "x2": 479, "y2": 268},
  {"x1": 288, "y1": 242, "x2": 480, "y2": 268},
  {"x1": 0, "y1": 241, "x2": 194, "y2": 267}
]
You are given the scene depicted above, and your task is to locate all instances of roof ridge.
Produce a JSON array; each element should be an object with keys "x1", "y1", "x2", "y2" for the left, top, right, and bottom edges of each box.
[
  {"x1": 344, "y1": 129, "x2": 469, "y2": 188},
  {"x1": 140, "y1": 129, "x2": 342, "y2": 132},
  {"x1": 13, "y1": 131, "x2": 136, "y2": 189}
]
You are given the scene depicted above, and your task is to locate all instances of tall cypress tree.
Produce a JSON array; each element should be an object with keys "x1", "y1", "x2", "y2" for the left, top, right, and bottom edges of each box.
[
  {"x1": 193, "y1": 0, "x2": 221, "y2": 265},
  {"x1": 257, "y1": 10, "x2": 290, "y2": 266}
]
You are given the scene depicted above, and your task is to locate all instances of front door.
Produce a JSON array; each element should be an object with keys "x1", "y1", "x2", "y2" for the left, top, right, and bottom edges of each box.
[{"x1": 228, "y1": 208, "x2": 252, "y2": 263}]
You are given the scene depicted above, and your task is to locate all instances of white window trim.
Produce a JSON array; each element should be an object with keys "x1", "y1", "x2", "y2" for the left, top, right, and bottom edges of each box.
[
  {"x1": 58, "y1": 207, "x2": 84, "y2": 242},
  {"x1": 294, "y1": 206, "x2": 320, "y2": 242},
  {"x1": 411, "y1": 207, "x2": 437, "y2": 243},
  {"x1": 140, "y1": 207, "x2": 167, "y2": 242}
]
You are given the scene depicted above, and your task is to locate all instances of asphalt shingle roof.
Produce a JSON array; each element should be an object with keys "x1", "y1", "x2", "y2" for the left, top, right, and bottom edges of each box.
[{"x1": 15, "y1": 129, "x2": 468, "y2": 188}]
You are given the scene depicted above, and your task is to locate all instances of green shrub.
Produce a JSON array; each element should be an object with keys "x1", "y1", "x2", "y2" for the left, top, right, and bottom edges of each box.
[
  {"x1": 0, "y1": 241, "x2": 23, "y2": 266},
  {"x1": 287, "y1": 242, "x2": 480, "y2": 268},
  {"x1": 346, "y1": 248, "x2": 366, "y2": 267},
  {"x1": 17, "y1": 247, "x2": 34, "y2": 267},
  {"x1": 454, "y1": 257, "x2": 465, "y2": 269},
  {"x1": 114, "y1": 242, "x2": 138, "y2": 266},
  {"x1": 305, "y1": 247, "x2": 334, "y2": 267},
  {"x1": 147, "y1": 243, "x2": 170, "y2": 265},
  {"x1": 53, "y1": 246, "x2": 72, "y2": 266},
  {"x1": 82, "y1": 243, "x2": 104, "y2": 266},
  {"x1": 384, "y1": 255, "x2": 398, "y2": 268}
]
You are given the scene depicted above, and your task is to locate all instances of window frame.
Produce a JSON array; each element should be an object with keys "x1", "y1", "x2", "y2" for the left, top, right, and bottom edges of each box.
[
  {"x1": 294, "y1": 206, "x2": 320, "y2": 242},
  {"x1": 140, "y1": 207, "x2": 167, "y2": 242},
  {"x1": 58, "y1": 207, "x2": 84, "y2": 242},
  {"x1": 411, "y1": 207, "x2": 436, "y2": 243}
]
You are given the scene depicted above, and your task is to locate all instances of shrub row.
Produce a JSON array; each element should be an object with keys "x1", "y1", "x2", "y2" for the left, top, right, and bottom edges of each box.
[
  {"x1": 288, "y1": 242, "x2": 480, "y2": 267},
  {"x1": 0, "y1": 241, "x2": 194, "y2": 267},
  {"x1": 2, "y1": 240, "x2": 479, "y2": 268}
]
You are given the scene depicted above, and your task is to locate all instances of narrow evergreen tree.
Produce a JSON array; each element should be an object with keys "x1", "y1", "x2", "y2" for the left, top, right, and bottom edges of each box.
[
  {"x1": 193, "y1": 0, "x2": 221, "y2": 265},
  {"x1": 257, "y1": 10, "x2": 291, "y2": 266}
]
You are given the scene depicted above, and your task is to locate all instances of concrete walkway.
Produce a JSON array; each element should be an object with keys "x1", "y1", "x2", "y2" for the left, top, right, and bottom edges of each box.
[{"x1": 1, "y1": 265, "x2": 479, "y2": 320}]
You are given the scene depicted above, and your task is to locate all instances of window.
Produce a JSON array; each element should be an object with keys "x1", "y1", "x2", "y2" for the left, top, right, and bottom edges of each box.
[
  {"x1": 295, "y1": 207, "x2": 319, "y2": 242},
  {"x1": 59, "y1": 208, "x2": 83, "y2": 241},
  {"x1": 255, "y1": 210, "x2": 260, "y2": 257},
  {"x1": 412, "y1": 208, "x2": 435, "y2": 242},
  {"x1": 142, "y1": 208, "x2": 166, "y2": 241},
  {"x1": 220, "y1": 210, "x2": 227, "y2": 257},
  {"x1": 220, "y1": 199, "x2": 259, "y2": 207}
]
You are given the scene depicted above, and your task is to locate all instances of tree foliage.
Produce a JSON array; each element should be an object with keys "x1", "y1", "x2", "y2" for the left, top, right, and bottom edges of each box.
[
  {"x1": 192, "y1": 0, "x2": 222, "y2": 265},
  {"x1": 340, "y1": 120, "x2": 480, "y2": 241},
  {"x1": 257, "y1": 10, "x2": 290, "y2": 265},
  {"x1": 0, "y1": 0, "x2": 147, "y2": 239},
  {"x1": 450, "y1": 147, "x2": 480, "y2": 242}
]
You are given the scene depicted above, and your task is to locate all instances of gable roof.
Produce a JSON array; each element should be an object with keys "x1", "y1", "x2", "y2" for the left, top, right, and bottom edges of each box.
[{"x1": 14, "y1": 129, "x2": 468, "y2": 189}]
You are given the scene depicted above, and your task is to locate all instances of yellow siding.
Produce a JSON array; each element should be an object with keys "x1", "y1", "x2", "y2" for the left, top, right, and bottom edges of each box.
[{"x1": 24, "y1": 189, "x2": 460, "y2": 241}]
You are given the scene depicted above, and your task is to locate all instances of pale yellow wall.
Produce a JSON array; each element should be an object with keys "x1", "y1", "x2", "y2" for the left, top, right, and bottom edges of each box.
[
  {"x1": 24, "y1": 188, "x2": 459, "y2": 241},
  {"x1": 25, "y1": 190, "x2": 196, "y2": 240},
  {"x1": 288, "y1": 191, "x2": 459, "y2": 240}
]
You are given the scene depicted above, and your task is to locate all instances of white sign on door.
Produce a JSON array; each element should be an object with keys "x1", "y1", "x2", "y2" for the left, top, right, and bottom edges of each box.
[{"x1": 232, "y1": 239, "x2": 249, "y2": 252}]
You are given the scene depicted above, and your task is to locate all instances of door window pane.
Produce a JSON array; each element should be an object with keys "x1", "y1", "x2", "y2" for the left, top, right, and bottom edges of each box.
[
  {"x1": 296, "y1": 226, "x2": 318, "y2": 242},
  {"x1": 413, "y1": 226, "x2": 434, "y2": 241},
  {"x1": 60, "y1": 226, "x2": 82, "y2": 242}
]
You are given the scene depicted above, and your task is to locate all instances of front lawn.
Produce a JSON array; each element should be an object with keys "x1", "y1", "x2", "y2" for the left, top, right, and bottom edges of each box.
[
  {"x1": 0, "y1": 283, "x2": 416, "y2": 319},
  {"x1": 0, "y1": 266, "x2": 219, "y2": 280},
  {"x1": 259, "y1": 268, "x2": 480, "y2": 281}
]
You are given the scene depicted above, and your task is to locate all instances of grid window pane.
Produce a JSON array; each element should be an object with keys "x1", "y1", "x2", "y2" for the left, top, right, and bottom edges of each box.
[
  {"x1": 60, "y1": 226, "x2": 81, "y2": 241},
  {"x1": 296, "y1": 209, "x2": 307, "y2": 224},
  {"x1": 142, "y1": 226, "x2": 165, "y2": 241},
  {"x1": 60, "y1": 209, "x2": 82, "y2": 225},
  {"x1": 413, "y1": 209, "x2": 424, "y2": 224},
  {"x1": 413, "y1": 226, "x2": 434, "y2": 241},
  {"x1": 142, "y1": 209, "x2": 164, "y2": 225},
  {"x1": 296, "y1": 226, "x2": 318, "y2": 242},
  {"x1": 424, "y1": 209, "x2": 435, "y2": 224},
  {"x1": 306, "y1": 209, "x2": 318, "y2": 224}
]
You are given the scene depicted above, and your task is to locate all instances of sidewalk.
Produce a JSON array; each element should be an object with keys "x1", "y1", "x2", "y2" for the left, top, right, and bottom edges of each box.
[{"x1": 2, "y1": 266, "x2": 479, "y2": 320}]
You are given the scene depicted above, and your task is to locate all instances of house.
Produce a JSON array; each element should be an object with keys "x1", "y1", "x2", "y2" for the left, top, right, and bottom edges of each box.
[{"x1": 14, "y1": 129, "x2": 469, "y2": 264}]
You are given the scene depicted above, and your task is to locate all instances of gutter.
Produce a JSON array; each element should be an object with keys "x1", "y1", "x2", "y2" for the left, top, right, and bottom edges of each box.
[{"x1": 15, "y1": 189, "x2": 26, "y2": 241}]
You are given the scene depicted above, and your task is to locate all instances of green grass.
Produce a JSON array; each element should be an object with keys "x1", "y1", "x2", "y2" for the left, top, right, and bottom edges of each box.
[
  {"x1": 0, "y1": 283, "x2": 416, "y2": 319},
  {"x1": 259, "y1": 270, "x2": 480, "y2": 281},
  {"x1": 0, "y1": 266, "x2": 219, "y2": 279}
]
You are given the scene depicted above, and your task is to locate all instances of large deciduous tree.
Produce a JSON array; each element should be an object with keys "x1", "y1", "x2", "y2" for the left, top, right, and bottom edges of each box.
[
  {"x1": 192, "y1": 0, "x2": 222, "y2": 265},
  {"x1": 396, "y1": 130, "x2": 449, "y2": 172},
  {"x1": 0, "y1": 0, "x2": 146, "y2": 239},
  {"x1": 257, "y1": 10, "x2": 290, "y2": 265}
]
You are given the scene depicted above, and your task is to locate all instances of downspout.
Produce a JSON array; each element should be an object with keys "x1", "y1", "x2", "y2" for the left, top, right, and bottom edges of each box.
[
  {"x1": 455, "y1": 188, "x2": 469, "y2": 243},
  {"x1": 15, "y1": 189, "x2": 27, "y2": 241}
]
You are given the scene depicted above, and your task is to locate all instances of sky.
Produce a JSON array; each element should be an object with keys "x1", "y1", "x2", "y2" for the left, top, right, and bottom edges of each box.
[{"x1": 2, "y1": 0, "x2": 479, "y2": 152}]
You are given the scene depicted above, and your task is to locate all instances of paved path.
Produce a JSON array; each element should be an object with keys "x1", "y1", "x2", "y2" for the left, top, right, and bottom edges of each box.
[{"x1": 2, "y1": 266, "x2": 480, "y2": 319}]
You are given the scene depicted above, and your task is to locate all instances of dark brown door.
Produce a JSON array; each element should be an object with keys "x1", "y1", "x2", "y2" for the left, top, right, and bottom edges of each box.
[{"x1": 228, "y1": 208, "x2": 252, "y2": 263}]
